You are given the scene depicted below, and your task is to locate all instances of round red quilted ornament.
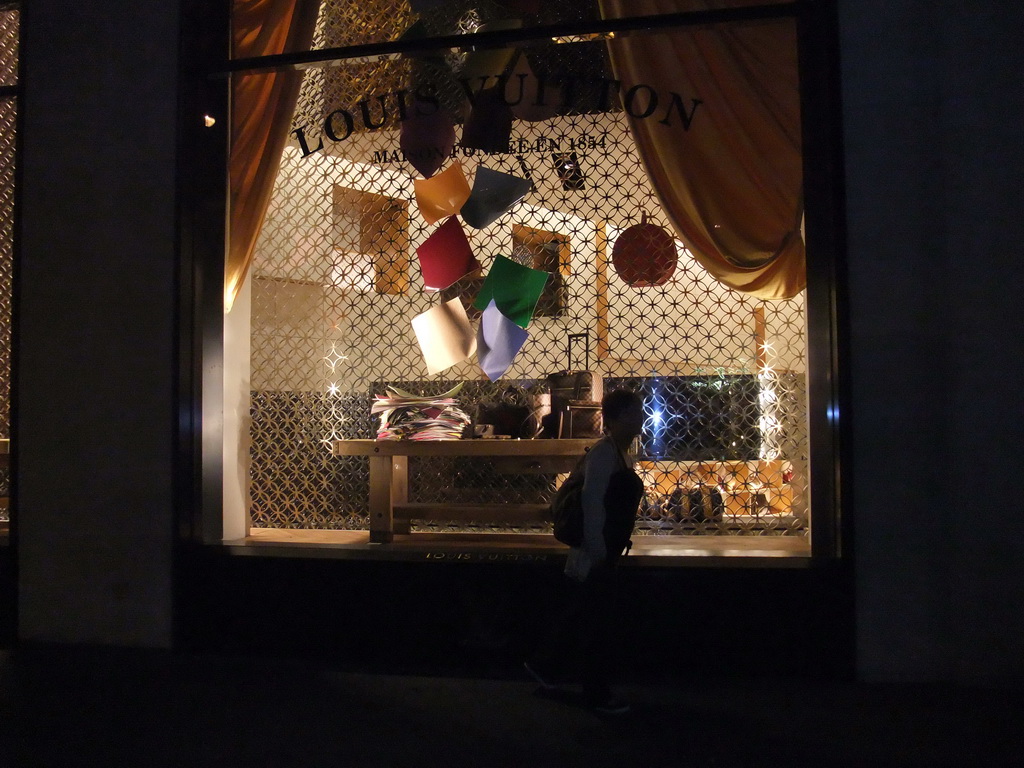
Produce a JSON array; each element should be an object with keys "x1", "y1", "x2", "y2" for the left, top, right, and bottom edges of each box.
[{"x1": 611, "y1": 214, "x2": 677, "y2": 287}]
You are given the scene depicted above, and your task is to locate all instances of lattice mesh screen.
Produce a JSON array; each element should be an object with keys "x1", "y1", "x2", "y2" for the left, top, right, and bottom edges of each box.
[
  {"x1": 0, "y1": 7, "x2": 17, "y2": 87},
  {"x1": 1, "y1": 99, "x2": 13, "y2": 446},
  {"x1": 0, "y1": 7, "x2": 17, "y2": 522},
  {"x1": 244, "y1": 1, "x2": 809, "y2": 536}
]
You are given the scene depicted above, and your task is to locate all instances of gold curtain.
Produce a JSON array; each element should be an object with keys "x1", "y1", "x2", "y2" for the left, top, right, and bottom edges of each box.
[
  {"x1": 599, "y1": 0, "x2": 805, "y2": 299},
  {"x1": 227, "y1": 0, "x2": 320, "y2": 312}
]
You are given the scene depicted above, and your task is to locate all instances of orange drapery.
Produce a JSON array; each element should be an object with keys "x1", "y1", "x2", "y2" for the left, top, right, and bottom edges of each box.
[
  {"x1": 600, "y1": 0, "x2": 805, "y2": 299},
  {"x1": 227, "y1": 0, "x2": 320, "y2": 312}
]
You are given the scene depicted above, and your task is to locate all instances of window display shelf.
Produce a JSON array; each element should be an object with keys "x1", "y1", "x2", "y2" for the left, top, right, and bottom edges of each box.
[{"x1": 333, "y1": 438, "x2": 595, "y2": 542}]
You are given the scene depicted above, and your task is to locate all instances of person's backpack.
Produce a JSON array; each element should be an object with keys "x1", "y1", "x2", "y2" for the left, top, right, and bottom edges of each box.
[{"x1": 550, "y1": 454, "x2": 587, "y2": 546}]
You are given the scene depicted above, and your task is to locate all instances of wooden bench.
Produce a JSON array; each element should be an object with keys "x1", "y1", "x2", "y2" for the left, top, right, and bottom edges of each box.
[{"x1": 332, "y1": 438, "x2": 596, "y2": 543}]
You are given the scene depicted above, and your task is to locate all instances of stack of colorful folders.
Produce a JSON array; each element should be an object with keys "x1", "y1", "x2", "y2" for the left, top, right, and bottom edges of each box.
[{"x1": 372, "y1": 383, "x2": 470, "y2": 441}]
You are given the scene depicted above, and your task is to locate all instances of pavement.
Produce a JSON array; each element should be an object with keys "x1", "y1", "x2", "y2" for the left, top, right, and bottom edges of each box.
[{"x1": 1, "y1": 647, "x2": 1021, "y2": 768}]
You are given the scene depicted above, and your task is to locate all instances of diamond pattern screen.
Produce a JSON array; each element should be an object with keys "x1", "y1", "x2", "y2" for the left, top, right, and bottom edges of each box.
[
  {"x1": 241, "y1": 1, "x2": 810, "y2": 537},
  {"x1": 0, "y1": 6, "x2": 17, "y2": 524}
]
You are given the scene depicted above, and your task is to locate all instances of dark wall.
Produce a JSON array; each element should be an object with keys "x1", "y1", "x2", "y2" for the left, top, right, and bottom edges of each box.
[
  {"x1": 0, "y1": 544, "x2": 12, "y2": 644},
  {"x1": 15, "y1": 0, "x2": 180, "y2": 645},
  {"x1": 179, "y1": 548, "x2": 855, "y2": 681},
  {"x1": 840, "y1": 1, "x2": 1024, "y2": 682}
]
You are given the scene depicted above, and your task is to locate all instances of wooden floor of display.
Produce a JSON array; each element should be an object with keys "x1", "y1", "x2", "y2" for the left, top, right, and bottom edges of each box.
[{"x1": 236, "y1": 528, "x2": 812, "y2": 564}]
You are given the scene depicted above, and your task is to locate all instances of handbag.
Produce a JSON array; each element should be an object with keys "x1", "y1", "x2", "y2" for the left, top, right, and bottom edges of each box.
[
  {"x1": 667, "y1": 483, "x2": 724, "y2": 523},
  {"x1": 546, "y1": 371, "x2": 603, "y2": 438},
  {"x1": 566, "y1": 400, "x2": 602, "y2": 438},
  {"x1": 476, "y1": 401, "x2": 532, "y2": 438}
]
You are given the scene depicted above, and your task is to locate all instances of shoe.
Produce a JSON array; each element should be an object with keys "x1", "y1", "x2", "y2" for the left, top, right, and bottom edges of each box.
[
  {"x1": 523, "y1": 660, "x2": 557, "y2": 691},
  {"x1": 590, "y1": 695, "x2": 630, "y2": 715}
]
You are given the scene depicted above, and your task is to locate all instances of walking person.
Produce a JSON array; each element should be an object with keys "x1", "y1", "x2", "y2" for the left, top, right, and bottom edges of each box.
[{"x1": 525, "y1": 389, "x2": 646, "y2": 714}]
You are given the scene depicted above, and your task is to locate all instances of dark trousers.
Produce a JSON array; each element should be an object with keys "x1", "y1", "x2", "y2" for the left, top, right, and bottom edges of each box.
[{"x1": 532, "y1": 564, "x2": 621, "y2": 703}]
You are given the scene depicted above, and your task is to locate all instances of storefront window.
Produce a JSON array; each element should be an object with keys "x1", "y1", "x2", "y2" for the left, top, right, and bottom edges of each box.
[{"x1": 221, "y1": 0, "x2": 832, "y2": 558}]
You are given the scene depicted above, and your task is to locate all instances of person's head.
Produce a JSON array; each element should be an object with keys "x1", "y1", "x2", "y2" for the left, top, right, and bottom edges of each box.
[{"x1": 602, "y1": 389, "x2": 645, "y2": 445}]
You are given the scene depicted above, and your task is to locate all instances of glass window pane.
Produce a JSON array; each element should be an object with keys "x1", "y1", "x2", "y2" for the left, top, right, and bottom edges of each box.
[
  {"x1": 230, "y1": 0, "x2": 795, "y2": 60},
  {"x1": 230, "y1": 15, "x2": 809, "y2": 540}
]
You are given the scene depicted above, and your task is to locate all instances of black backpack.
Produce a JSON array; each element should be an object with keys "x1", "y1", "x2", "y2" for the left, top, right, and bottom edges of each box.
[{"x1": 550, "y1": 454, "x2": 587, "y2": 547}]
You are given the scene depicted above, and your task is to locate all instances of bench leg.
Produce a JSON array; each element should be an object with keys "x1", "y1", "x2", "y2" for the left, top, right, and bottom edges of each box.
[
  {"x1": 368, "y1": 455, "x2": 394, "y2": 543},
  {"x1": 392, "y1": 456, "x2": 409, "y2": 534}
]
